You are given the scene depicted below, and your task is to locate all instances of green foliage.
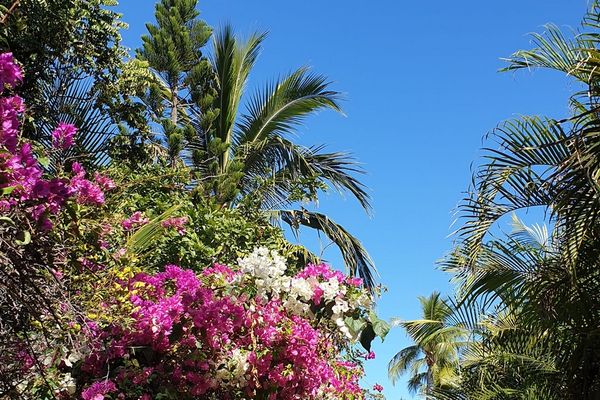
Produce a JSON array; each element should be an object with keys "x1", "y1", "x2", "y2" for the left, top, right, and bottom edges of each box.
[
  {"x1": 135, "y1": 1, "x2": 376, "y2": 287},
  {"x1": 388, "y1": 293, "x2": 464, "y2": 396},
  {"x1": 428, "y1": 2, "x2": 600, "y2": 399},
  {"x1": 137, "y1": 0, "x2": 216, "y2": 165},
  {"x1": 0, "y1": 0, "x2": 126, "y2": 123},
  {"x1": 194, "y1": 25, "x2": 376, "y2": 286},
  {"x1": 88, "y1": 163, "x2": 307, "y2": 272},
  {"x1": 0, "y1": 0, "x2": 152, "y2": 169}
]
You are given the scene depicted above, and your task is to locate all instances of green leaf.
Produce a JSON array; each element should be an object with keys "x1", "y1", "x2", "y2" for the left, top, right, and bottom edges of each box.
[
  {"x1": 370, "y1": 311, "x2": 391, "y2": 341},
  {"x1": 1, "y1": 186, "x2": 15, "y2": 196},
  {"x1": 15, "y1": 230, "x2": 31, "y2": 246},
  {"x1": 0, "y1": 216, "x2": 14, "y2": 224},
  {"x1": 344, "y1": 316, "x2": 367, "y2": 338},
  {"x1": 359, "y1": 322, "x2": 376, "y2": 352},
  {"x1": 37, "y1": 156, "x2": 50, "y2": 168},
  {"x1": 126, "y1": 204, "x2": 182, "y2": 256}
]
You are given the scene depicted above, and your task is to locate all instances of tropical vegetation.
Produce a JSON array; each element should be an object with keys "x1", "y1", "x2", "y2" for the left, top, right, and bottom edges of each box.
[
  {"x1": 0, "y1": 0, "x2": 387, "y2": 398},
  {"x1": 388, "y1": 293, "x2": 463, "y2": 396},
  {"x1": 390, "y1": 2, "x2": 600, "y2": 399}
]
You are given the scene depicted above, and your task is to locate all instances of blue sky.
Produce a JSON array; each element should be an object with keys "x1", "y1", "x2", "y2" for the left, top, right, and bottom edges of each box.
[{"x1": 115, "y1": 1, "x2": 587, "y2": 398}]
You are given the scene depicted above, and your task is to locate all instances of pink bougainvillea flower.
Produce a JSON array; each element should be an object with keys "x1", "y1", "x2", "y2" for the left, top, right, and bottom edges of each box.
[
  {"x1": 373, "y1": 383, "x2": 384, "y2": 392},
  {"x1": 122, "y1": 211, "x2": 149, "y2": 231},
  {"x1": 77, "y1": 263, "x2": 372, "y2": 399},
  {"x1": 161, "y1": 216, "x2": 188, "y2": 235},
  {"x1": 0, "y1": 52, "x2": 108, "y2": 229},
  {"x1": 112, "y1": 247, "x2": 127, "y2": 260},
  {"x1": 93, "y1": 172, "x2": 116, "y2": 191},
  {"x1": 364, "y1": 351, "x2": 376, "y2": 360},
  {"x1": 81, "y1": 380, "x2": 117, "y2": 400},
  {"x1": 69, "y1": 162, "x2": 105, "y2": 205},
  {"x1": 346, "y1": 277, "x2": 363, "y2": 287},
  {"x1": 0, "y1": 53, "x2": 23, "y2": 89},
  {"x1": 51, "y1": 122, "x2": 77, "y2": 150},
  {"x1": 0, "y1": 95, "x2": 23, "y2": 152}
]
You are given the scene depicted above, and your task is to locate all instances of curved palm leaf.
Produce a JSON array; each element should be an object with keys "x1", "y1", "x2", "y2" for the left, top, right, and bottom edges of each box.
[
  {"x1": 270, "y1": 208, "x2": 376, "y2": 289},
  {"x1": 211, "y1": 25, "x2": 266, "y2": 171},
  {"x1": 239, "y1": 139, "x2": 370, "y2": 211},
  {"x1": 388, "y1": 293, "x2": 463, "y2": 396},
  {"x1": 233, "y1": 66, "x2": 341, "y2": 148},
  {"x1": 388, "y1": 345, "x2": 421, "y2": 385},
  {"x1": 203, "y1": 26, "x2": 375, "y2": 287}
]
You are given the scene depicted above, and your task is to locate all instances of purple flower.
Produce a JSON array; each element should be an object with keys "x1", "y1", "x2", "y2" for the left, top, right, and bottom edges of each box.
[
  {"x1": 0, "y1": 95, "x2": 23, "y2": 152},
  {"x1": 0, "y1": 53, "x2": 23, "y2": 89},
  {"x1": 69, "y1": 162, "x2": 105, "y2": 205},
  {"x1": 161, "y1": 216, "x2": 188, "y2": 235},
  {"x1": 80, "y1": 258, "x2": 105, "y2": 272},
  {"x1": 81, "y1": 380, "x2": 117, "y2": 400},
  {"x1": 122, "y1": 211, "x2": 149, "y2": 231},
  {"x1": 51, "y1": 122, "x2": 77, "y2": 150},
  {"x1": 93, "y1": 172, "x2": 116, "y2": 191}
]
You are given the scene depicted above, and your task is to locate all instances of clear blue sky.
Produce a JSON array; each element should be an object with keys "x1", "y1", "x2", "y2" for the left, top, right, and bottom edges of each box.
[{"x1": 115, "y1": 1, "x2": 587, "y2": 398}]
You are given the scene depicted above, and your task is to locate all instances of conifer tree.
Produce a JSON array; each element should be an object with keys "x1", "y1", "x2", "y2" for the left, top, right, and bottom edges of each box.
[{"x1": 138, "y1": 0, "x2": 216, "y2": 165}]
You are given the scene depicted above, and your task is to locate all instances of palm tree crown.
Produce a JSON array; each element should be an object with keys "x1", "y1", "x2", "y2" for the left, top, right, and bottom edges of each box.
[
  {"x1": 389, "y1": 292, "x2": 464, "y2": 396},
  {"x1": 190, "y1": 25, "x2": 376, "y2": 286}
]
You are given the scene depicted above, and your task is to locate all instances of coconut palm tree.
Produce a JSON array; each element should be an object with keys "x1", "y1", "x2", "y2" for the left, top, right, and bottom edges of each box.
[
  {"x1": 190, "y1": 26, "x2": 376, "y2": 286},
  {"x1": 136, "y1": 1, "x2": 376, "y2": 286},
  {"x1": 388, "y1": 292, "x2": 464, "y2": 396}
]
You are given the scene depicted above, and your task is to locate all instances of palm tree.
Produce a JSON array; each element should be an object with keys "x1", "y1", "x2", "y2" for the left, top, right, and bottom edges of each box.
[
  {"x1": 452, "y1": 1, "x2": 600, "y2": 271},
  {"x1": 136, "y1": 1, "x2": 375, "y2": 286},
  {"x1": 436, "y1": 217, "x2": 562, "y2": 400},
  {"x1": 436, "y1": 214, "x2": 600, "y2": 400},
  {"x1": 188, "y1": 26, "x2": 376, "y2": 286},
  {"x1": 442, "y1": 3, "x2": 600, "y2": 397},
  {"x1": 388, "y1": 292, "x2": 464, "y2": 396}
]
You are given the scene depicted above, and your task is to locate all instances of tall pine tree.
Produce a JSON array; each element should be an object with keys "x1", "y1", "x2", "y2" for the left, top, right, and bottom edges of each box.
[{"x1": 138, "y1": 0, "x2": 216, "y2": 165}]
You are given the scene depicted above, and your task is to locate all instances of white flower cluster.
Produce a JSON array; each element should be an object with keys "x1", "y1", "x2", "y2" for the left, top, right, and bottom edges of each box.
[
  {"x1": 238, "y1": 247, "x2": 368, "y2": 340},
  {"x1": 238, "y1": 247, "x2": 290, "y2": 298},
  {"x1": 283, "y1": 277, "x2": 313, "y2": 316},
  {"x1": 332, "y1": 297, "x2": 352, "y2": 339},
  {"x1": 215, "y1": 349, "x2": 249, "y2": 387}
]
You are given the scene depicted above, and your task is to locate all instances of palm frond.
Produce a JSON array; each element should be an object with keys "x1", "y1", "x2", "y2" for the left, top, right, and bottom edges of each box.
[
  {"x1": 270, "y1": 209, "x2": 376, "y2": 289},
  {"x1": 455, "y1": 116, "x2": 569, "y2": 268},
  {"x1": 233, "y1": 66, "x2": 341, "y2": 148},
  {"x1": 211, "y1": 25, "x2": 266, "y2": 171},
  {"x1": 406, "y1": 371, "x2": 428, "y2": 395},
  {"x1": 239, "y1": 139, "x2": 371, "y2": 212},
  {"x1": 36, "y1": 69, "x2": 117, "y2": 170},
  {"x1": 388, "y1": 345, "x2": 421, "y2": 385},
  {"x1": 126, "y1": 204, "x2": 182, "y2": 257},
  {"x1": 502, "y1": 23, "x2": 592, "y2": 83}
]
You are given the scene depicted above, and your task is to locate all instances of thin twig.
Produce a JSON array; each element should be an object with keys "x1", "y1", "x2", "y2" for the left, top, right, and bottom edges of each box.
[{"x1": 0, "y1": 0, "x2": 20, "y2": 25}]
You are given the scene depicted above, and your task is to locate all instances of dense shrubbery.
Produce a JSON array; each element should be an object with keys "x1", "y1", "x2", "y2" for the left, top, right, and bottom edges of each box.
[{"x1": 0, "y1": 52, "x2": 386, "y2": 399}]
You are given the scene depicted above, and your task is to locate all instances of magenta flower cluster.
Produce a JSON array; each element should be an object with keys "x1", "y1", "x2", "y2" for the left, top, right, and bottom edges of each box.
[
  {"x1": 161, "y1": 216, "x2": 188, "y2": 234},
  {"x1": 0, "y1": 53, "x2": 110, "y2": 229},
  {"x1": 298, "y1": 262, "x2": 363, "y2": 288},
  {"x1": 0, "y1": 52, "x2": 23, "y2": 89},
  {"x1": 51, "y1": 123, "x2": 77, "y2": 150},
  {"x1": 81, "y1": 380, "x2": 117, "y2": 400},
  {"x1": 78, "y1": 263, "x2": 367, "y2": 399},
  {"x1": 121, "y1": 211, "x2": 149, "y2": 231}
]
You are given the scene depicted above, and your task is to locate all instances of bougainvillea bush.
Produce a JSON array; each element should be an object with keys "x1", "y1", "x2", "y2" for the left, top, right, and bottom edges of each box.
[
  {"x1": 75, "y1": 249, "x2": 382, "y2": 399},
  {"x1": 0, "y1": 51, "x2": 114, "y2": 396},
  {"x1": 0, "y1": 53, "x2": 386, "y2": 399}
]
